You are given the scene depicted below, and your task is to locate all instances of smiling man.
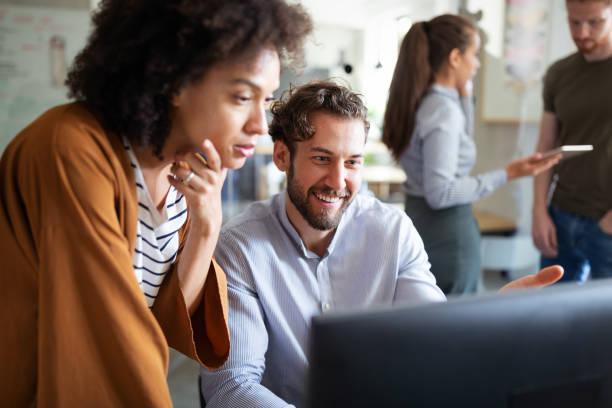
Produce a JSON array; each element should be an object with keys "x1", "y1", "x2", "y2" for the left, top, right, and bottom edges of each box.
[
  {"x1": 199, "y1": 81, "x2": 444, "y2": 407},
  {"x1": 532, "y1": 0, "x2": 612, "y2": 282},
  {"x1": 200, "y1": 81, "x2": 562, "y2": 407}
]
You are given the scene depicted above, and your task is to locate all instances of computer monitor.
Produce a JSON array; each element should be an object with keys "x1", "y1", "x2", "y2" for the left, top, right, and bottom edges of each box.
[{"x1": 308, "y1": 280, "x2": 612, "y2": 408}]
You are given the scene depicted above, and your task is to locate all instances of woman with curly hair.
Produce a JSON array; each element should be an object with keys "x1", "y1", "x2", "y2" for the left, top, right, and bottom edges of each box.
[
  {"x1": 383, "y1": 15, "x2": 559, "y2": 295},
  {"x1": 0, "y1": 0, "x2": 311, "y2": 405}
]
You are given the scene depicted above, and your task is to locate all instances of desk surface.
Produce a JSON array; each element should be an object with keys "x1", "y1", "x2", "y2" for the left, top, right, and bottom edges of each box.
[
  {"x1": 362, "y1": 165, "x2": 406, "y2": 184},
  {"x1": 473, "y1": 209, "x2": 516, "y2": 235},
  {"x1": 361, "y1": 170, "x2": 517, "y2": 236}
]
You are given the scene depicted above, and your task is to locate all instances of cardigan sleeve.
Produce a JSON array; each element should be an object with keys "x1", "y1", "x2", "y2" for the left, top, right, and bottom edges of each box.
[
  {"x1": 152, "y1": 254, "x2": 230, "y2": 369},
  {"x1": 151, "y1": 191, "x2": 230, "y2": 368}
]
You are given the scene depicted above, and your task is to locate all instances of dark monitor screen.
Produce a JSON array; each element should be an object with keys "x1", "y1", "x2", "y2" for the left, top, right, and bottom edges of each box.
[{"x1": 308, "y1": 280, "x2": 612, "y2": 408}]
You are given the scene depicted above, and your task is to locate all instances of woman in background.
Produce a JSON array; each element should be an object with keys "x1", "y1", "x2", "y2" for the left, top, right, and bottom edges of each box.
[
  {"x1": 383, "y1": 14, "x2": 559, "y2": 295},
  {"x1": 0, "y1": 0, "x2": 311, "y2": 405}
]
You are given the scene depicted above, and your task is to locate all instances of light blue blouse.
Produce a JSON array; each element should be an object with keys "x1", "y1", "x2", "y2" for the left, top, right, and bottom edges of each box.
[{"x1": 399, "y1": 84, "x2": 507, "y2": 210}]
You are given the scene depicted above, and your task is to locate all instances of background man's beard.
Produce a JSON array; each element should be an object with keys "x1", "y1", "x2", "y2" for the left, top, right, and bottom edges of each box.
[
  {"x1": 576, "y1": 26, "x2": 612, "y2": 54},
  {"x1": 577, "y1": 41, "x2": 597, "y2": 53}
]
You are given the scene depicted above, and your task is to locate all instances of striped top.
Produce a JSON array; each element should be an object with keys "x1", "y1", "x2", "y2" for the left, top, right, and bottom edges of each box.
[
  {"x1": 399, "y1": 84, "x2": 507, "y2": 210},
  {"x1": 123, "y1": 140, "x2": 188, "y2": 307},
  {"x1": 200, "y1": 193, "x2": 445, "y2": 407}
]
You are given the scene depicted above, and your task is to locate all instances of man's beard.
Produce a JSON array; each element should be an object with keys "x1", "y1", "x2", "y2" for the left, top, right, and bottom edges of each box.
[
  {"x1": 575, "y1": 25, "x2": 612, "y2": 54},
  {"x1": 286, "y1": 163, "x2": 351, "y2": 231},
  {"x1": 576, "y1": 40, "x2": 597, "y2": 54}
]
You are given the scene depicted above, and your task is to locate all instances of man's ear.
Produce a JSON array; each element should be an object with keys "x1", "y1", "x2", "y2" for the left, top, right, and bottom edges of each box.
[{"x1": 273, "y1": 140, "x2": 290, "y2": 172}]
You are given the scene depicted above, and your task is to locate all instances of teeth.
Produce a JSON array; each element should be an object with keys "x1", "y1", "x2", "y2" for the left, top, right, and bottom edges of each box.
[{"x1": 314, "y1": 192, "x2": 344, "y2": 203}]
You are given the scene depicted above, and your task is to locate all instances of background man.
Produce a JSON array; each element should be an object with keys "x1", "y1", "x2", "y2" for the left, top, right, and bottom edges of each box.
[
  {"x1": 202, "y1": 81, "x2": 562, "y2": 407},
  {"x1": 532, "y1": 0, "x2": 612, "y2": 281}
]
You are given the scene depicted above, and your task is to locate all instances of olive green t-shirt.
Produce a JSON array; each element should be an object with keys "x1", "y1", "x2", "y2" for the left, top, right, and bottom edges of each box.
[{"x1": 543, "y1": 52, "x2": 612, "y2": 219}]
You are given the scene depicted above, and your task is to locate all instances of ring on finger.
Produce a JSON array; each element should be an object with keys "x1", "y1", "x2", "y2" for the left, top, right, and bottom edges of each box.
[{"x1": 184, "y1": 171, "x2": 195, "y2": 184}]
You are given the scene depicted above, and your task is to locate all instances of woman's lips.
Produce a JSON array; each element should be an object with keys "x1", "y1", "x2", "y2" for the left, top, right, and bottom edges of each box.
[{"x1": 235, "y1": 144, "x2": 256, "y2": 157}]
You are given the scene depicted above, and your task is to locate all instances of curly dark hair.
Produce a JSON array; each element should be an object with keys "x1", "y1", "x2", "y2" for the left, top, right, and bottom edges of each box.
[
  {"x1": 269, "y1": 80, "x2": 370, "y2": 157},
  {"x1": 66, "y1": 0, "x2": 312, "y2": 157}
]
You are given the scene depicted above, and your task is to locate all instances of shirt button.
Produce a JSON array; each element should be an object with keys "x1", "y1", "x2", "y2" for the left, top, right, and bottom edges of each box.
[{"x1": 323, "y1": 303, "x2": 331, "y2": 311}]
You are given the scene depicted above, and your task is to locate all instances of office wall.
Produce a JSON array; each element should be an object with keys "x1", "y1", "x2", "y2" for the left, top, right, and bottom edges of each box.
[
  {"x1": 471, "y1": 1, "x2": 574, "y2": 231},
  {"x1": 0, "y1": 0, "x2": 90, "y2": 152},
  {"x1": 0, "y1": 0, "x2": 88, "y2": 8},
  {"x1": 304, "y1": 23, "x2": 364, "y2": 93}
]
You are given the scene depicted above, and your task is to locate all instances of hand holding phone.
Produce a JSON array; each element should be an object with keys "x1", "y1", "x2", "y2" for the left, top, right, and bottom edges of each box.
[
  {"x1": 540, "y1": 145, "x2": 593, "y2": 160},
  {"x1": 506, "y1": 151, "x2": 561, "y2": 181}
]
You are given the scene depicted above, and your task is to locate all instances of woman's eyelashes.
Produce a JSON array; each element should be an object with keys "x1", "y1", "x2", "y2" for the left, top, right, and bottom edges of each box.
[
  {"x1": 232, "y1": 93, "x2": 276, "y2": 108},
  {"x1": 233, "y1": 93, "x2": 252, "y2": 104}
]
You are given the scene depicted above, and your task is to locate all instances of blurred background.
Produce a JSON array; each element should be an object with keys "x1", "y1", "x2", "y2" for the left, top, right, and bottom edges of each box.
[{"x1": 0, "y1": 0, "x2": 575, "y2": 405}]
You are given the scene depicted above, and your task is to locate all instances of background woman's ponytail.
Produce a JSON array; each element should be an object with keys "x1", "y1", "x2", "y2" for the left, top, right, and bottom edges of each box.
[
  {"x1": 383, "y1": 14, "x2": 476, "y2": 160},
  {"x1": 383, "y1": 21, "x2": 431, "y2": 161}
]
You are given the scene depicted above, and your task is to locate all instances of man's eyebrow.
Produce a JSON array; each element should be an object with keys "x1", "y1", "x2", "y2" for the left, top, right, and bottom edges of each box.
[
  {"x1": 310, "y1": 146, "x2": 364, "y2": 158},
  {"x1": 310, "y1": 147, "x2": 333, "y2": 155}
]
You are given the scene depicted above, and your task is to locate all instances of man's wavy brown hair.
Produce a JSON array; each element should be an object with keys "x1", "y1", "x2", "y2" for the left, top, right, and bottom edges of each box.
[
  {"x1": 269, "y1": 81, "x2": 370, "y2": 157},
  {"x1": 66, "y1": 0, "x2": 312, "y2": 157}
]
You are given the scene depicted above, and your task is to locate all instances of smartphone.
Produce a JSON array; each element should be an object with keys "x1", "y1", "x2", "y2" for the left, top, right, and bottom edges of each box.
[{"x1": 540, "y1": 145, "x2": 593, "y2": 160}]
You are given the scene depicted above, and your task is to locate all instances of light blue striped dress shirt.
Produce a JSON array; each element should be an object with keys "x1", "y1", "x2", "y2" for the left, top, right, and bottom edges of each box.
[
  {"x1": 400, "y1": 84, "x2": 507, "y2": 210},
  {"x1": 201, "y1": 193, "x2": 445, "y2": 407}
]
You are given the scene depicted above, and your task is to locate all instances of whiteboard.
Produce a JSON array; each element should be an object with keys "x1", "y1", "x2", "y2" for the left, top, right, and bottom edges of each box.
[
  {"x1": 478, "y1": 0, "x2": 574, "y2": 123},
  {"x1": 0, "y1": 5, "x2": 90, "y2": 152}
]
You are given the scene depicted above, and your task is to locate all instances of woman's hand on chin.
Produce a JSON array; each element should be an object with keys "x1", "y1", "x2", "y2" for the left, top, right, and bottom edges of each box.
[{"x1": 169, "y1": 139, "x2": 227, "y2": 238}]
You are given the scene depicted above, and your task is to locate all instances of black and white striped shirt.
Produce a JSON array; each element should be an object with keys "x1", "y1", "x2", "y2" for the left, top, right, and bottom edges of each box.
[{"x1": 124, "y1": 140, "x2": 188, "y2": 307}]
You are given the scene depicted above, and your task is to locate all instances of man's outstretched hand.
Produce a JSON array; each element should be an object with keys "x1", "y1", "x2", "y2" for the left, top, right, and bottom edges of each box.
[{"x1": 498, "y1": 265, "x2": 564, "y2": 293}]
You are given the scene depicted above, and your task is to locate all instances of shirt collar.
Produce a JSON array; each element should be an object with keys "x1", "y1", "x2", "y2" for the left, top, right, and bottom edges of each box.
[
  {"x1": 429, "y1": 83, "x2": 460, "y2": 101},
  {"x1": 277, "y1": 193, "x2": 315, "y2": 258}
]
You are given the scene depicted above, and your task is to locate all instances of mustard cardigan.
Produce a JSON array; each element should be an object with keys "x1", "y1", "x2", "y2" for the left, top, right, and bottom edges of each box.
[{"x1": 0, "y1": 103, "x2": 230, "y2": 407}]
